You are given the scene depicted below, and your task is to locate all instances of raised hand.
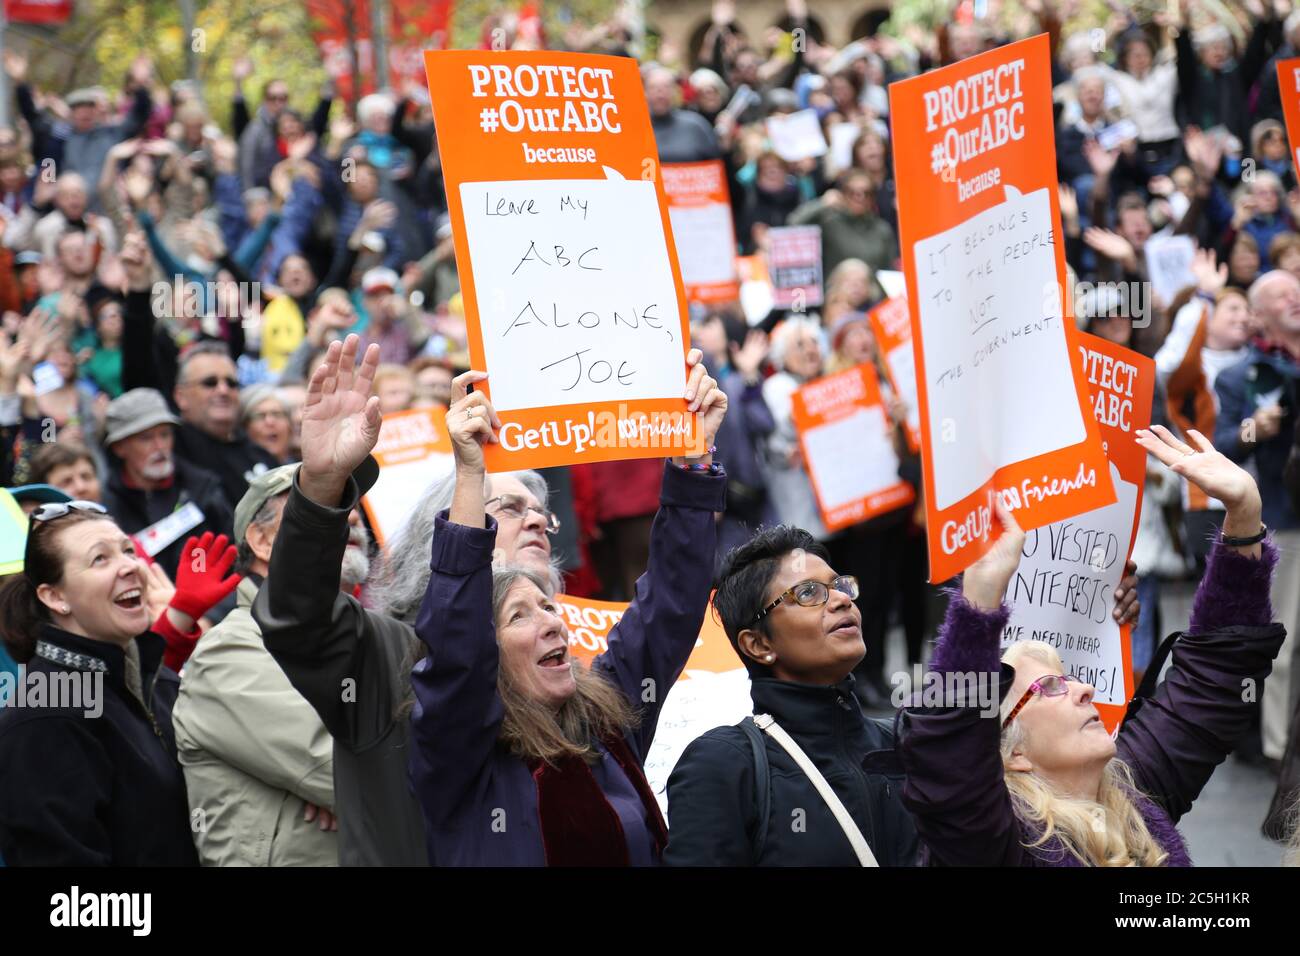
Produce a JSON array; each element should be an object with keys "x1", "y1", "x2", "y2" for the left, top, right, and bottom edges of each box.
[
  {"x1": 1189, "y1": 246, "x2": 1227, "y2": 296},
  {"x1": 0, "y1": 335, "x2": 30, "y2": 392},
  {"x1": 169, "y1": 532, "x2": 241, "y2": 623},
  {"x1": 1083, "y1": 138, "x2": 1119, "y2": 178},
  {"x1": 683, "y1": 347, "x2": 728, "y2": 455},
  {"x1": 288, "y1": 132, "x2": 318, "y2": 163},
  {"x1": 1136, "y1": 426, "x2": 1263, "y2": 549},
  {"x1": 1113, "y1": 560, "x2": 1139, "y2": 624},
  {"x1": 299, "y1": 335, "x2": 383, "y2": 507},
  {"x1": 730, "y1": 328, "x2": 770, "y2": 381},
  {"x1": 1083, "y1": 226, "x2": 1136, "y2": 265},
  {"x1": 961, "y1": 498, "x2": 1026, "y2": 611},
  {"x1": 119, "y1": 230, "x2": 153, "y2": 292},
  {"x1": 3, "y1": 50, "x2": 28, "y2": 83},
  {"x1": 445, "y1": 369, "x2": 501, "y2": 475},
  {"x1": 140, "y1": 560, "x2": 177, "y2": 624},
  {"x1": 1058, "y1": 183, "x2": 1079, "y2": 225}
]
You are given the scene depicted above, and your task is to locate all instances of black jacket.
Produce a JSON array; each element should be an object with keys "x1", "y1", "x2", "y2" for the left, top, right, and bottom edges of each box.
[
  {"x1": 102, "y1": 456, "x2": 234, "y2": 578},
  {"x1": 251, "y1": 462, "x2": 429, "y2": 866},
  {"x1": 664, "y1": 677, "x2": 919, "y2": 866},
  {"x1": 0, "y1": 626, "x2": 198, "y2": 865},
  {"x1": 174, "y1": 422, "x2": 277, "y2": 514}
]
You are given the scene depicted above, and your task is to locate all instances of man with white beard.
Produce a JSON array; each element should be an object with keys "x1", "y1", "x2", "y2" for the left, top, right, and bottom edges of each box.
[
  {"x1": 173, "y1": 464, "x2": 373, "y2": 866},
  {"x1": 100, "y1": 388, "x2": 234, "y2": 578}
]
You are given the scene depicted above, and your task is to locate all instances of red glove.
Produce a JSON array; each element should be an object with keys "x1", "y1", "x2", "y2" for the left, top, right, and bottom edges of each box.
[{"x1": 168, "y1": 532, "x2": 242, "y2": 620}]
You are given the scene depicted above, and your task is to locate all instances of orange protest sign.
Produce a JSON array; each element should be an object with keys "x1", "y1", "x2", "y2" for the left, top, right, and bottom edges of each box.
[
  {"x1": 557, "y1": 594, "x2": 732, "y2": 670},
  {"x1": 556, "y1": 593, "x2": 752, "y2": 803},
  {"x1": 867, "y1": 295, "x2": 922, "y2": 454},
  {"x1": 360, "y1": 407, "x2": 455, "y2": 546},
  {"x1": 1278, "y1": 57, "x2": 1300, "y2": 173},
  {"x1": 888, "y1": 34, "x2": 1114, "y2": 582},
  {"x1": 661, "y1": 161, "x2": 740, "y2": 305},
  {"x1": 790, "y1": 363, "x2": 915, "y2": 533},
  {"x1": 423, "y1": 51, "x2": 703, "y2": 472},
  {"x1": 1000, "y1": 335, "x2": 1155, "y2": 734}
]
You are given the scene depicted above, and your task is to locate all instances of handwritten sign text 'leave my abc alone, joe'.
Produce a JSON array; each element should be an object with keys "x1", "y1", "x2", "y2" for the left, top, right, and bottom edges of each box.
[{"x1": 425, "y1": 52, "x2": 701, "y2": 471}]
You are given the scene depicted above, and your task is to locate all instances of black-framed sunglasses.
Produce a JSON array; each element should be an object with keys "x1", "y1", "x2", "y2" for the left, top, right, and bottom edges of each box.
[
  {"x1": 190, "y1": 375, "x2": 240, "y2": 391},
  {"x1": 485, "y1": 494, "x2": 561, "y2": 534},
  {"x1": 24, "y1": 500, "x2": 110, "y2": 566},
  {"x1": 751, "y1": 575, "x2": 859, "y2": 626}
]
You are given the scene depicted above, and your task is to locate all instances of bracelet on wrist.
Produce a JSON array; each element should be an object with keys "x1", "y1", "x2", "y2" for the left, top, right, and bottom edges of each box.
[{"x1": 1221, "y1": 522, "x2": 1267, "y2": 547}]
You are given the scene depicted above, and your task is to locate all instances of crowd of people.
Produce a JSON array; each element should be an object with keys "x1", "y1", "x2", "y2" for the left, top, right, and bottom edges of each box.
[{"x1": 0, "y1": 0, "x2": 1299, "y2": 866}]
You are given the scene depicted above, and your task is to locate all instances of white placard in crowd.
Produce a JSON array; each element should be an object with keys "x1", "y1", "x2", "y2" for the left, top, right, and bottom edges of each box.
[
  {"x1": 912, "y1": 186, "x2": 1087, "y2": 511},
  {"x1": 1144, "y1": 233, "x2": 1197, "y2": 305},
  {"x1": 765, "y1": 108, "x2": 829, "y2": 163},
  {"x1": 1002, "y1": 462, "x2": 1138, "y2": 706},
  {"x1": 457, "y1": 176, "x2": 685, "y2": 413}
]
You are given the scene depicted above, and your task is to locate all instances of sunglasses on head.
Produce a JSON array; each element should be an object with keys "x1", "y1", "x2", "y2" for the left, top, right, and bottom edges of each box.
[
  {"x1": 24, "y1": 500, "x2": 110, "y2": 566},
  {"x1": 30, "y1": 500, "x2": 108, "y2": 523}
]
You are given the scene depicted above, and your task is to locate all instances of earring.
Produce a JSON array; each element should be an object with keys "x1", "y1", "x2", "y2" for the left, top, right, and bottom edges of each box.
[
  {"x1": 60, "y1": 606, "x2": 70, "y2": 615},
  {"x1": 765, "y1": 654, "x2": 775, "y2": 663}
]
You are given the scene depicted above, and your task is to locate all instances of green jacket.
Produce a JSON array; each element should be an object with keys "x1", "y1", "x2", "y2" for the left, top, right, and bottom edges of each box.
[
  {"x1": 173, "y1": 577, "x2": 338, "y2": 866},
  {"x1": 787, "y1": 199, "x2": 898, "y2": 277}
]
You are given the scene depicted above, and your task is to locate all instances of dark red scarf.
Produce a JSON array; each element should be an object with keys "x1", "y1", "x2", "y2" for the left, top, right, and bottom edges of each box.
[{"x1": 529, "y1": 734, "x2": 668, "y2": 866}]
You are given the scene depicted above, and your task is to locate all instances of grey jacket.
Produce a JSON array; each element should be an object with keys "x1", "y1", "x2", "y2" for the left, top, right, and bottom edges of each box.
[
  {"x1": 174, "y1": 577, "x2": 338, "y2": 866},
  {"x1": 251, "y1": 462, "x2": 429, "y2": 866}
]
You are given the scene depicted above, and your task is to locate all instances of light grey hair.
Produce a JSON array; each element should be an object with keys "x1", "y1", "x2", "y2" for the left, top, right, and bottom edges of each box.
[
  {"x1": 492, "y1": 564, "x2": 558, "y2": 616},
  {"x1": 177, "y1": 340, "x2": 234, "y2": 384},
  {"x1": 368, "y1": 468, "x2": 559, "y2": 624},
  {"x1": 234, "y1": 490, "x2": 289, "y2": 574},
  {"x1": 768, "y1": 315, "x2": 825, "y2": 371}
]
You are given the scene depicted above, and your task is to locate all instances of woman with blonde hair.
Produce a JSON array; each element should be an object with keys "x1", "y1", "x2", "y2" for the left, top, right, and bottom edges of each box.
[{"x1": 899, "y1": 425, "x2": 1286, "y2": 865}]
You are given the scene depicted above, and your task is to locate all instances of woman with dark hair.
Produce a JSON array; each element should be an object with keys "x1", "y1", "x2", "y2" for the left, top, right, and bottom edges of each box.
[
  {"x1": 664, "y1": 518, "x2": 1139, "y2": 865},
  {"x1": 407, "y1": 359, "x2": 728, "y2": 865},
  {"x1": 28, "y1": 440, "x2": 102, "y2": 503},
  {"x1": 0, "y1": 508, "x2": 239, "y2": 864},
  {"x1": 898, "y1": 426, "x2": 1284, "y2": 866}
]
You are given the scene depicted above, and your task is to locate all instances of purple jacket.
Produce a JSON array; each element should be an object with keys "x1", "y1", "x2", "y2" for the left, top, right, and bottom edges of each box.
[
  {"x1": 898, "y1": 540, "x2": 1285, "y2": 866},
  {"x1": 408, "y1": 462, "x2": 726, "y2": 866}
]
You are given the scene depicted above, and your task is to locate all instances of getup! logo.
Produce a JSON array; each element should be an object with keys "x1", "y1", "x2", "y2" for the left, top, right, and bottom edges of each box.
[{"x1": 50, "y1": 886, "x2": 151, "y2": 937}]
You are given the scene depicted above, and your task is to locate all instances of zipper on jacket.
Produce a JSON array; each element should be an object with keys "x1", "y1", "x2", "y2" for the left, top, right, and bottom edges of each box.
[{"x1": 834, "y1": 691, "x2": 879, "y2": 852}]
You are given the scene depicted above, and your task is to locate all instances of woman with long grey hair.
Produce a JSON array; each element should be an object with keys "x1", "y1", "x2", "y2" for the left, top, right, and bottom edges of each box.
[
  {"x1": 408, "y1": 360, "x2": 728, "y2": 865},
  {"x1": 252, "y1": 334, "x2": 728, "y2": 866}
]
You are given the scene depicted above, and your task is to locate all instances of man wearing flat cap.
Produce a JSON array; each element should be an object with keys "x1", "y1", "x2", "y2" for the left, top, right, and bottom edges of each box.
[
  {"x1": 99, "y1": 387, "x2": 233, "y2": 577},
  {"x1": 173, "y1": 464, "x2": 375, "y2": 866}
]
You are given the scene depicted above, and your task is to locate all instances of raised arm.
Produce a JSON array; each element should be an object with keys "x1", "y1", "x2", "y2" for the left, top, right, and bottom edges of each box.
[
  {"x1": 408, "y1": 369, "x2": 512, "y2": 817},
  {"x1": 1116, "y1": 425, "x2": 1284, "y2": 821},
  {"x1": 898, "y1": 502, "x2": 1030, "y2": 866},
  {"x1": 591, "y1": 350, "x2": 729, "y2": 759},
  {"x1": 250, "y1": 336, "x2": 407, "y2": 749}
]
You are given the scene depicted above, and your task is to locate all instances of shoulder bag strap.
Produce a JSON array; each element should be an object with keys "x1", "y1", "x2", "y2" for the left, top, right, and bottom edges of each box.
[{"x1": 753, "y1": 713, "x2": 879, "y2": 867}]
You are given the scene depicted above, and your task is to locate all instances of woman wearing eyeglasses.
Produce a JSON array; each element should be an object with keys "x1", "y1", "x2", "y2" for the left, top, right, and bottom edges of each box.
[
  {"x1": 250, "y1": 335, "x2": 727, "y2": 865},
  {"x1": 406, "y1": 355, "x2": 728, "y2": 865},
  {"x1": 898, "y1": 426, "x2": 1286, "y2": 867},
  {"x1": 665, "y1": 516, "x2": 1136, "y2": 867},
  {"x1": 0, "y1": 504, "x2": 240, "y2": 864}
]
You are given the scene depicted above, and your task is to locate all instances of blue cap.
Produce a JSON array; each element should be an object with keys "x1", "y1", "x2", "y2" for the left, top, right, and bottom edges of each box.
[{"x1": 5, "y1": 485, "x2": 74, "y2": 506}]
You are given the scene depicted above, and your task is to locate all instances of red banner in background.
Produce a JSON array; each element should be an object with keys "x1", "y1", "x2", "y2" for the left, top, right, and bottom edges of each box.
[
  {"x1": 4, "y1": 0, "x2": 73, "y2": 24},
  {"x1": 306, "y1": 0, "x2": 455, "y2": 101}
]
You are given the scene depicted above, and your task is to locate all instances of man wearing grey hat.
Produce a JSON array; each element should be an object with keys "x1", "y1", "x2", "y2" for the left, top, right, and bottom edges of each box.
[
  {"x1": 99, "y1": 387, "x2": 233, "y2": 578},
  {"x1": 173, "y1": 463, "x2": 373, "y2": 866}
]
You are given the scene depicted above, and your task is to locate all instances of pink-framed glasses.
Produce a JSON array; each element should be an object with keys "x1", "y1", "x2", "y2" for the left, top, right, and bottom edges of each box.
[{"x1": 1002, "y1": 674, "x2": 1081, "y2": 731}]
